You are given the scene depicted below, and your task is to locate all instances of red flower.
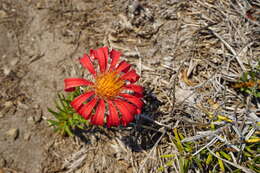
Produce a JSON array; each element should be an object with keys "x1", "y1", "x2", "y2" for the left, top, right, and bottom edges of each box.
[{"x1": 64, "y1": 47, "x2": 144, "y2": 127}]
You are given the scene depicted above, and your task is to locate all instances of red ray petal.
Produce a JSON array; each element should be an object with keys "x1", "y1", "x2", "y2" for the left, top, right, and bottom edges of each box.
[
  {"x1": 119, "y1": 93, "x2": 143, "y2": 108},
  {"x1": 80, "y1": 54, "x2": 96, "y2": 75},
  {"x1": 115, "y1": 60, "x2": 131, "y2": 73},
  {"x1": 107, "y1": 100, "x2": 120, "y2": 127},
  {"x1": 136, "y1": 108, "x2": 141, "y2": 114},
  {"x1": 114, "y1": 99, "x2": 136, "y2": 126},
  {"x1": 91, "y1": 99, "x2": 105, "y2": 126},
  {"x1": 109, "y1": 49, "x2": 121, "y2": 71},
  {"x1": 120, "y1": 69, "x2": 140, "y2": 83},
  {"x1": 71, "y1": 91, "x2": 95, "y2": 110},
  {"x1": 78, "y1": 97, "x2": 98, "y2": 120},
  {"x1": 90, "y1": 47, "x2": 108, "y2": 73},
  {"x1": 102, "y1": 46, "x2": 109, "y2": 63},
  {"x1": 64, "y1": 78, "x2": 94, "y2": 92},
  {"x1": 133, "y1": 93, "x2": 144, "y2": 98},
  {"x1": 123, "y1": 84, "x2": 144, "y2": 94}
]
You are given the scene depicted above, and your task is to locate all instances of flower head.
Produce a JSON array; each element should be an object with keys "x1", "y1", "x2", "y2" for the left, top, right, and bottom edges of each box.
[{"x1": 64, "y1": 47, "x2": 144, "y2": 127}]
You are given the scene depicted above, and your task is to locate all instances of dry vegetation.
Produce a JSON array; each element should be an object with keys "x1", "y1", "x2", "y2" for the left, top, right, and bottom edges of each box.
[{"x1": 0, "y1": 0, "x2": 259, "y2": 173}]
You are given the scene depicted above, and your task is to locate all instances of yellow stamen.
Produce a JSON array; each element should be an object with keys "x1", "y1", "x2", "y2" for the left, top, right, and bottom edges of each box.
[{"x1": 94, "y1": 72, "x2": 124, "y2": 99}]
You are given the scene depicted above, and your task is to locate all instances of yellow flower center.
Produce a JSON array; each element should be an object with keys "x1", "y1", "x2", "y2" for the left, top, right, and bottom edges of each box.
[{"x1": 94, "y1": 72, "x2": 125, "y2": 99}]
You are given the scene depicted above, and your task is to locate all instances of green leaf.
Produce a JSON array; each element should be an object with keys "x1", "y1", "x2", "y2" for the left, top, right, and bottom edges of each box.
[
  {"x1": 206, "y1": 153, "x2": 213, "y2": 165},
  {"x1": 245, "y1": 145, "x2": 255, "y2": 154},
  {"x1": 216, "y1": 152, "x2": 225, "y2": 172},
  {"x1": 193, "y1": 156, "x2": 202, "y2": 170},
  {"x1": 48, "y1": 91, "x2": 90, "y2": 137},
  {"x1": 183, "y1": 143, "x2": 193, "y2": 152},
  {"x1": 77, "y1": 125, "x2": 85, "y2": 129},
  {"x1": 179, "y1": 157, "x2": 188, "y2": 173},
  {"x1": 65, "y1": 125, "x2": 74, "y2": 136},
  {"x1": 160, "y1": 154, "x2": 176, "y2": 158},
  {"x1": 157, "y1": 160, "x2": 174, "y2": 172},
  {"x1": 220, "y1": 151, "x2": 231, "y2": 161},
  {"x1": 243, "y1": 151, "x2": 252, "y2": 157},
  {"x1": 48, "y1": 108, "x2": 61, "y2": 119},
  {"x1": 165, "y1": 160, "x2": 174, "y2": 167},
  {"x1": 174, "y1": 128, "x2": 184, "y2": 152},
  {"x1": 254, "y1": 92, "x2": 260, "y2": 98},
  {"x1": 47, "y1": 119, "x2": 59, "y2": 126},
  {"x1": 157, "y1": 165, "x2": 165, "y2": 172}
]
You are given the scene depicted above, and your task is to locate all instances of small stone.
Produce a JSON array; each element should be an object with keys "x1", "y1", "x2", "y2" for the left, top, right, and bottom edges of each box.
[
  {"x1": 17, "y1": 101, "x2": 29, "y2": 110},
  {"x1": 33, "y1": 104, "x2": 40, "y2": 109},
  {"x1": 27, "y1": 107, "x2": 42, "y2": 123},
  {"x1": 24, "y1": 133, "x2": 31, "y2": 141},
  {"x1": 90, "y1": 135, "x2": 97, "y2": 144},
  {"x1": 27, "y1": 116, "x2": 34, "y2": 124},
  {"x1": 4, "y1": 101, "x2": 13, "y2": 108},
  {"x1": 0, "y1": 10, "x2": 7, "y2": 18},
  {"x1": 0, "y1": 156, "x2": 6, "y2": 167},
  {"x1": 0, "y1": 113, "x2": 4, "y2": 118},
  {"x1": 10, "y1": 57, "x2": 19, "y2": 66},
  {"x1": 3, "y1": 66, "x2": 11, "y2": 76},
  {"x1": 5, "y1": 128, "x2": 19, "y2": 140},
  {"x1": 34, "y1": 111, "x2": 42, "y2": 123}
]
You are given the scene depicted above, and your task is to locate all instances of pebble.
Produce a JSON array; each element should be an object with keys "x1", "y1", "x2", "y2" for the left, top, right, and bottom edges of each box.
[
  {"x1": 27, "y1": 116, "x2": 34, "y2": 124},
  {"x1": 10, "y1": 57, "x2": 19, "y2": 66},
  {"x1": 27, "y1": 113, "x2": 42, "y2": 124},
  {"x1": 0, "y1": 156, "x2": 6, "y2": 167},
  {"x1": 1, "y1": 101, "x2": 15, "y2": 117},
  {"x1": 33, "y1": 104, "x2": 40, "y2": 109},
  {"x1": 4, "y1": 101, "x2": 13, "y2": 108},
  {"x1": 17, "y1": 102, "x2": 29, "y2": 110},
  {"x1": 0, "y1": 10, "x2": 7, "y2": 18},
  {"x1": 5, "y1": 128, "x2": 19, "y2": 140},
  {"x1": 3, "y1": 66, "x2": 11, "y2": 76},
  {"x1": 34, "y1": 111, "x2": 42, "y2": 123},
  {"x1": 24, "y1": 105, "x2": 42, "y2": 124},
  {"x1": 23, "y1": 133, "x2": 31, "y2": 141},
  {"x1": 90, "y1": 135, "x2": 97, "y2": 144}
]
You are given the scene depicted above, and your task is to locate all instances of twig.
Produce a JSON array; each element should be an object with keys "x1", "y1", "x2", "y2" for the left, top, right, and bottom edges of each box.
[
  {"x1": 192, "y1": 137, "x2": 218, "y2": 156},
  {"x1": 208, "y1": 27, "x2": 246, "y2": 72},
  {"x1": 139, "y1": 114, "x2": 172, "y2": 129},
  {"x1": 137, "y1": 128, "x2": 166, "y2": 173}
]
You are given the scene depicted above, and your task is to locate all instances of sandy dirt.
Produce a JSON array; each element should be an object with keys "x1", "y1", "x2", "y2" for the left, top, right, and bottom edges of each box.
[{"x1": 0, "y1": 0, "x2": 160, "y2": 172}]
